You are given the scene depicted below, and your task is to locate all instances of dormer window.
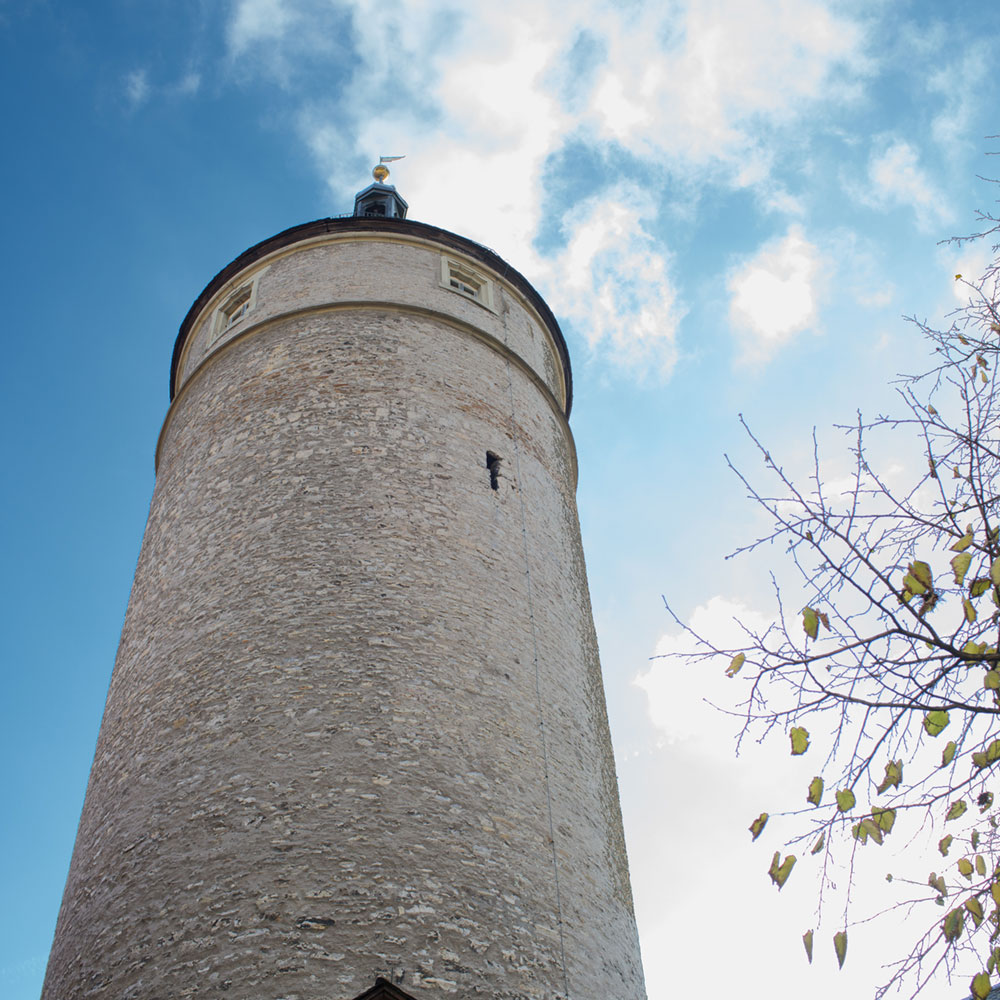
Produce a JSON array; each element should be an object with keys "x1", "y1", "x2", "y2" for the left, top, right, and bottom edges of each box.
[
  {"x1": 209, "y1": 276, "x2": 260, "y2": 346},
  {"x1": 440, "y1": 256, "x2": 497, "y2": 312}
]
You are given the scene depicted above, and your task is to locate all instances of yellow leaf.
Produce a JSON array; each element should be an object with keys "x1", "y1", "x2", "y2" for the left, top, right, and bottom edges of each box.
[
  {"x1": 985, "y1": 671, "x2": 1000, "y2": 690},
  {"x1": 965, "y1": 598, "x2": 978, "y2": 624},
  {"x1": 955, "y1": 274, "x2": 963, "y2": 280},
  {"x1": 958, "y1": 857, "x2": 974, "y2": 879},
  {"x1": 942, "y1": 741, "x2": 957, "y2": 767},
  {"x1": 953, "y1": 552, "x2": 973, "y2": 585},
  {"x1": 790, "y1": 726, "x2": 810, "y2": 755},
  {"x1": 991, "y1": 557, "x2": 1000, "y2": 587},
  {"x1": 939, "y1": 835, "x2": 954, "y2": 856},
  {"x1": 803, "y1": 929, "x2": 813, "y2": 964},
  {"x1": 971, "y1": 972, "x2": 991, "y2": 1000},
  {"x1": 975, "y1": 853, "x2": 986, "y2": 876},
  {"x1": 911, "y1": 561, "x2": 934, "y2": 591},
  {"x1": 768, "y1": 851, "x2": 796, "y2": 889},
  {"x1": 877, "y1": 759, "x2": 903, "y2": 792},
  {"x1": 951, "y1": 528, "x2": 974, "y2": 552},
  {"x1": 928, "y1": 404, "x2": 939, "y2": 416},
  {"x1": 966, "y1": 898, "x2": 985, "y2": 928},
  {"x1": 807, "y1": 776, "x2": 824, "y2": 805},
  {"x1": 802, "y1": 607, "x2": 819, "y2": 640},
  {"x1": 749, "y1": 812, "x2": 768, "y2": 841},
  {"x1": 943, "y1": 908, "x2": 964, "y2": 942},
  {"x1": 924, "y1": 710, "x2": 950, "y2": 737},
  {"x1": 836, "y1": 788, "x2": 856, "y2": 813},
  {"x1": 833, "y1": 930, "x2": 847, "y2": 970},
  {"x1": 726, "y1": 652, "x2": 745, "y2": 677},
  {"x1": 991, "y1": 881, "x2": 1000, "y2": 906},
  {"x1": 947, "y1": 800, "x2": 968, "y2": 821}
]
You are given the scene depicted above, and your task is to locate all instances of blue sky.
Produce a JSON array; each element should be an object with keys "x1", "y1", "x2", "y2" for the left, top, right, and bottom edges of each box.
[{"x1": 2, "y1": 1, "x2": 999, "y2": 997}]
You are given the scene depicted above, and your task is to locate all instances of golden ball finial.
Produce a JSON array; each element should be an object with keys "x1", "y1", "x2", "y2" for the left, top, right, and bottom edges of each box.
[{"x1": 372, "y1": 163, "x2": 390, "y2": 182}]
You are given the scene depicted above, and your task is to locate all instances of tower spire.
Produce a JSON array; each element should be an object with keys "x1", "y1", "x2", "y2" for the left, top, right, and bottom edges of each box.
[{"x1": 354, "y1": 156, "x2": 408, "y2": 218}]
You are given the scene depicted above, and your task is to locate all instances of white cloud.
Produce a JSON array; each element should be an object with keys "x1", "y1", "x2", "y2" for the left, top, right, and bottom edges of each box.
[
  {"x1": 217, "y1": 0, "x2": 875, "y2": 373},
  {"x1": 637, "y1": 595, "x2": 771, "y2": 745},
  {"x1": 928, "y1": 42, "x2": 988, "y2": 151},
  {"x1": 728, "y1": 225, "x2": 822, "y2": 360},
  {"x1": 543, "y1": 188, "x2": 683, "y2": 376},
  {"x1": 124, "y1": 69, "x2": 150, "y2": 110},
  {"x1": 858, "y1": 139, "x2": 951, "y2": 230},
  {"x1": 227, "y1": 0, "x2": 295, "y2": 55}
]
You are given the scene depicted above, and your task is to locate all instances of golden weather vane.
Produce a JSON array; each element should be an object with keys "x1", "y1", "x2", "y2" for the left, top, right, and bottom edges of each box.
[{"x1": 372, "y1": 155, "x2": 405, "y2": 183}]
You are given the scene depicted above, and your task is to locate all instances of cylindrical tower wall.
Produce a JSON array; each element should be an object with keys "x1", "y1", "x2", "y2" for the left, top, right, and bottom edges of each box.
[{"x1": 43, "y1": 224, "x2": 646, "y2": 1000}]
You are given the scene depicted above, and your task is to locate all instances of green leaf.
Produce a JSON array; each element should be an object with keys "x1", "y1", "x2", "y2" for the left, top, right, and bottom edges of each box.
[
  {"x1": 802, "y1": 607, "x2": 819, "y2": 640},
  {"x1": 965, "y1": 599, "x2": 978, "y2": 624},
  {"x1": 958, "y1": 857, "x2": 974, "y2": 879},
  {"x1": 947, "y1": 800, "x2": 968, "y2": 821},
  {"x1": 986, "y1": 671, "x2": 1000, "y2": 690},
  {"x1": 966, "y1": 898, "x2": 986, "y2": 928},
  {"x1": 877, "y1": 759, "x2": 903, "y2": 792},
  {"x1": 942, "y1": 741, "x2": 957, "y2": 767},
  {"x1": 992, "y1": 881, "x2": 1000, "y2": 907},
  {"x1": 811, "y1": 832, "x2": 825, "y2": 855},
  {"x1": 726, "y1": 652, "x2": 745, "y2": 677},
  {"x1": 977, "y1": 855, "x2": 987, "y2": 876},
  {"x1": 807, "y1": 776, "x2": 824, "y2": 806},
  {"x1": 939, "y1": 835, "x2": 954, "y2": 856},
  {"x1": 971, "y1": 972, "x2": 991, "y2": 1000},
  {"x1": 973, "y1": 751, "x2": 988, "y2": 770},
  {"x1": 768, "y1": 851, "x2": 796, "y2": 889},
  {"x1": 854, "y1": 817, "x2": 883, "y2": 845},
  {"x1": 929, "y1": 872, "x2": 948, "y2": 897},
  {"x1": 981, "y1": 792, "x2": 994, "y2": 813},
  {"x1": 951, "y1": 528, "x2": 974, "y2": 552},
  {"x1": 988, "y1": 740, "x2": 1000, "y2": 763},
  {"x1": 924, "y1": 710, "x2": 950, "y2": 737},
  {"x1": 943, "y1": 908, "x2": 964, "y2": 942},
  {"x1": 953, "y1": 552, "x2": 973, "y2": 585},
  {"x1": 971, "y1": 578, "x2": 991, "y2": 598},
  {"x1": 973, "y1": 830, "x2": 981, "y2": 849},
  {"x1": 749, "y1": 812, "x2": 768, "y2": 841},
  {"x1": 991, "y1": 557, "x2": 1000, "y2": 587},
  {"x1": 872, "y1": 807, "x2": 896, "y2": 833},
  {"x1": 790, "y1": 726, "x2": 810, "y2": 755},
  {"x1": 803, "y1": 929, "x2": 813, "y2": 964},
  {"x1": 833, "y1": 930, "x2": 847, "y2": 970},
  {"x1": 836, "y1": 788, "x2": 856, "y2": 813}
]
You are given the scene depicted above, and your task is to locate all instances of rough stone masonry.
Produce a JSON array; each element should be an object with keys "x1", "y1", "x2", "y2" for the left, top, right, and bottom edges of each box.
[{"x1": 42, "y1": 216, "x2": 648, "y2": 1000}]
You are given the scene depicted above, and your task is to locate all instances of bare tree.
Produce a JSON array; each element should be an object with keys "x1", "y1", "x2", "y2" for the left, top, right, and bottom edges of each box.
[{"x1": 667, "y1": 207, "x2": 1000, "y2": 998}]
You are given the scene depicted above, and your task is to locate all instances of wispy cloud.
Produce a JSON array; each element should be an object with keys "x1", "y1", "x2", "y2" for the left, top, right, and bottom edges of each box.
[
  {"x1": 855, "y1": 138, "x2": 952, "y2": 230},
  {"x1": 728, "y1": 225, "x2": 823, "y2": 361},
  {"x1": 124, "y1": 69, "x2": 150, "y2": 110}
]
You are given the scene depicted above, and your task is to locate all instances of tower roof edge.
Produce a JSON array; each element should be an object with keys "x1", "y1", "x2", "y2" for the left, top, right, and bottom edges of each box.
[{"x1": 170, "y1": 217, "x2": 572, "y2": 416}]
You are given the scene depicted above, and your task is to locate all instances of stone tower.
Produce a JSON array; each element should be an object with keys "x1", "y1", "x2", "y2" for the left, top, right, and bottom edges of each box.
[{"x1": 43, "y1": 169, "x2": 647, "y2": 1000}]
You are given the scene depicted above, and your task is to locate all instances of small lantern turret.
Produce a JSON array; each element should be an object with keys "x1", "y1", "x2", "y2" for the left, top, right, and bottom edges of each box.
[{"x1": 353, "y1": 157, "x2": 408, "y2": 219}]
